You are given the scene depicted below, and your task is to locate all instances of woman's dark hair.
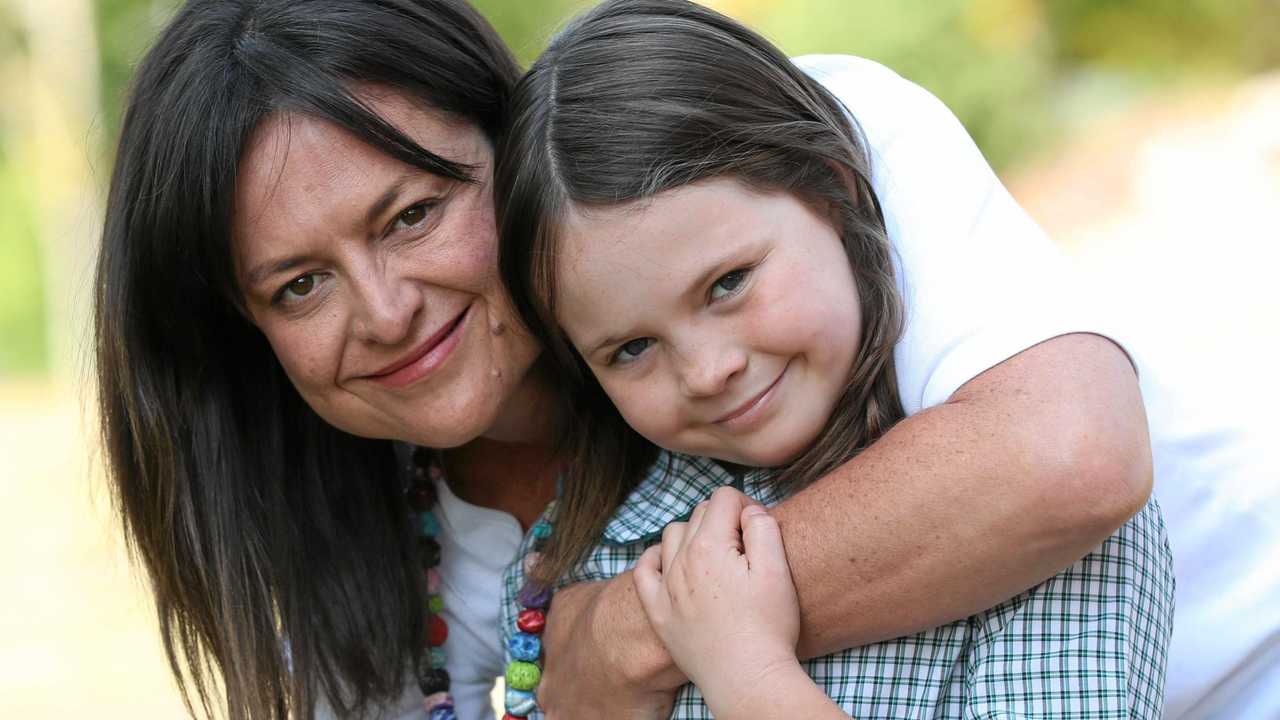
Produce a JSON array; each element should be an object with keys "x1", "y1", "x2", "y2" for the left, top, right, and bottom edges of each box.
[
  {"x1": 93, "y1": 1, "x2": 518, "y2": 718},
  {"x1": 497, "y1": 0, "x2": 906, "y2": 584}
]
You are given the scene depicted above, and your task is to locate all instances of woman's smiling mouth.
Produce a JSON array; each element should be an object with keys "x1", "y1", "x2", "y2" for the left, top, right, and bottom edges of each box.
[{"x1": 364, "y1": 304, "x2": 471, "y2": 388}]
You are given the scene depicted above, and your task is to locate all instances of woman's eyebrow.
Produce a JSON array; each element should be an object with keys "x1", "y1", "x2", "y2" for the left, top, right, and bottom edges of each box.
[
  {"x1": 364, "y1": 172, "x2": 420, "y2": 228},
  {"x1": 245, "y1": 255, "x2": 310, "y2": 289}
]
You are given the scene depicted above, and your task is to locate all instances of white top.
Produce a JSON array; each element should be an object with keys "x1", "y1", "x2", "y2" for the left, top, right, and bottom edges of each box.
[
  {"x1": 365, "y1": 54, "x2": 1277, "y2": 720},
  {"x1": 333, "y1": 479, "x2": 519, "y2": 720},
  {"x1": 432, "y1": 478, "x2": 523, "y2": 720},
  {"x1": 797, "y1": 54, "x2": 1280, "y2": 717}
]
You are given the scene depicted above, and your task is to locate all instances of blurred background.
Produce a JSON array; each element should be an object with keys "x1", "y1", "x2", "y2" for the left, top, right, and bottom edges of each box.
[{"x1": 2, "y1": 0, "x2": 1277, "y2": 716}]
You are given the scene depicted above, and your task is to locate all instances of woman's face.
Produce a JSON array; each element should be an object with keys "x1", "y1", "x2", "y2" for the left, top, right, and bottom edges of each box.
[{"x1": 233, "y1": 89, "x2": 544, "y2": 448}]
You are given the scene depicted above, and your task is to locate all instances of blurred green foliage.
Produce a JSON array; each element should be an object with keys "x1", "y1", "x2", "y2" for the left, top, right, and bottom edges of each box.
[
  {"x1": 3, "y1": 0, "x2": 1279, "y2": 377},
  {"x1": 0, "y1": 144, "x2": 47, "y2": 374}
]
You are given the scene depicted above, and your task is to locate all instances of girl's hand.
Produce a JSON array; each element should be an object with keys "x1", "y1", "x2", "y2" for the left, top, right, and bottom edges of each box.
[{"x1": 633, "y1": 486, "x2": 802, "y2": 716}]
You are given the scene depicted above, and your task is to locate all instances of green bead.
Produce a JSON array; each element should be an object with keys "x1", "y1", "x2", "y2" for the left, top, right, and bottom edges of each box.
[
  {"x1": 419, "y1": 511, "x2": 440, "y2": 537},
  {"x1": 505, "y1": 660, "x2": 541, "y2": 691},
  {"x1": 429, "y1": 646, "x2": 447, "y2": 669},
  {"x1": 427, "y1": 594, "x2": 444, "y2": 613}
]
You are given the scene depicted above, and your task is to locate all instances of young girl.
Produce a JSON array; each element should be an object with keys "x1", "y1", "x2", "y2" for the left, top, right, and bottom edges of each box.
[{"x1": 496, "y1": 1, "x2": 1173, "y2": 718}]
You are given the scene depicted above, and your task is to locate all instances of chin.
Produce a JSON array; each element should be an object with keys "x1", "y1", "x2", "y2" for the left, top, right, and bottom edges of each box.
[{"x1": 743, "y1": 433, "x2": 819, "y2": 468}]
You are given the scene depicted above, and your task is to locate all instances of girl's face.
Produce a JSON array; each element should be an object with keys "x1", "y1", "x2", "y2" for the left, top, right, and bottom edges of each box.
[
  {"x1": 232, "y1": 90, "x2": 546, "y2": 448},
  {"x1": 555, "y1": 178, "x2": 862, "y2": 466}
]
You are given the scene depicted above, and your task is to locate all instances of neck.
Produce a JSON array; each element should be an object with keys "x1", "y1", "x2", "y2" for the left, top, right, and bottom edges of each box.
[
  {"x1": 443, "y1": 359, "x2": 565, "y2": 529},
  {"x1": 443, "y1": 437, "x2": 562, "y2": 531},
  {"x1": 481, "y1": 356, "x2": 563, "y2": 445}
]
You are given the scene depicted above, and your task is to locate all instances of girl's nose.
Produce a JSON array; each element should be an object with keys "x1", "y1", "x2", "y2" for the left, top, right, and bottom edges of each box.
[
  {"x1": 677, "y1": 341, "x2": 748, "y2": 398},
  {"x1": 351, "y1": 271, "x2": 420, "y2": 346}
]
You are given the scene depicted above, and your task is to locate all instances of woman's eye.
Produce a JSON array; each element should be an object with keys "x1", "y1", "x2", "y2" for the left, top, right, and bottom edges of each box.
[
  {"x1": 613, "y1": 338, "x2": 654, "y2": 364},
  {"x1": 394, "y1": 202, "x2": 431, "y2": 231},
  {"x1": 276, "y1": 273, "x2": 320, "y2": 305},
  {"x1": 710, "y1": 268, "x2": 750, "y2": 301}
]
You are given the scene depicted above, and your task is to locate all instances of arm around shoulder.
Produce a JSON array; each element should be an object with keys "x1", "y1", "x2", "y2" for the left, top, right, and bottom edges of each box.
[{"x1": 774, "y1": 332, "x2": 1151, "y2": 658}]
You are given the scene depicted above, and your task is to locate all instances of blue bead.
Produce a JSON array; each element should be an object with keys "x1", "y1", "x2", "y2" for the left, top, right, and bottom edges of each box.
[
  {"x1": 429, "y1": 707, "x2": 456, "y2": 720},
  {"x1": 531, "y1": 520, "x2": 553, "y2": 539},
  {"x1": 505, "y1": 688, "x2": 537, "y2": 716},
  {"x1": 419, "y1": 511, "x2": 440, "y2": 537},
  {"x1": 429, "y1": 646, "x2": 447, "y2": 669},
  {"x1": 507, "y1": 631, "x2": 542, "y2": 662}
]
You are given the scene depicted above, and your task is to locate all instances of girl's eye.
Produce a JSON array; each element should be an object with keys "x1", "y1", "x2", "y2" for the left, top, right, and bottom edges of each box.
[
  {"x1": 612, "y1": 338, "x2": 654, "y2": 364},
  {"x1": 710, "y1": 268, "x2": 750, "y2": 301},
  {"x1": 276, "y1": 273, "x2": 320, "y2": 305},
  {"x1": 394, "y1": 202, "x2": 432, "y2": 231}
]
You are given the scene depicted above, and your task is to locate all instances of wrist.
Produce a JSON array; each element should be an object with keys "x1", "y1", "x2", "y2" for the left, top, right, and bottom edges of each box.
[
  {"x1": 701, "y1": 657, "x2": 811, "y2": 720},
  {"x1": 603, "y1": 570, "x2": 686, "y2": 690}
]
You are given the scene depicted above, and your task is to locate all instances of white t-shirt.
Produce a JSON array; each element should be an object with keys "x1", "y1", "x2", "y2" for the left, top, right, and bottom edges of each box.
[
  {"x1": 328, "y1": 479, "x2": 520, "y2": 720},
  {"x1": 432, "y1": 478, "x2": 524, "y2": 720},
  {"x1": 370, "y1": 54, "x2": 1277, "y2": 720}
]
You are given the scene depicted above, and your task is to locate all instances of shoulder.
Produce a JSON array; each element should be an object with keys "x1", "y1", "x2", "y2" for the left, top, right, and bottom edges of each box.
[
  {"x1": 793, "y1": 54, "x2": 956, "y2": 139},
  {"x1": 792, "y1": 54, "x2": 906, "y2": 96}
]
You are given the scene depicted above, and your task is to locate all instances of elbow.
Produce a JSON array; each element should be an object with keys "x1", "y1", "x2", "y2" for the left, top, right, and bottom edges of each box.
[
  {"x1": 1069, "y1": 434, "x2": 1152, "y2": 535},
  {"x1": 1038, "y1": 412, "x2": 1154, "y2": 543}
]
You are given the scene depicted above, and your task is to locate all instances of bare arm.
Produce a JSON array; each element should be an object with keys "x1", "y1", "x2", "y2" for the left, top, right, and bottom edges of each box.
[{"x1": 536, "y1": 333, "x2": 1152, "y2": 713}]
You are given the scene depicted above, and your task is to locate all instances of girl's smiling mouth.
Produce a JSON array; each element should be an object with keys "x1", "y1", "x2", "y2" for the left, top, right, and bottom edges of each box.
[{"x1": 714, "y1": 360, "x2": 790, "y2": 428}]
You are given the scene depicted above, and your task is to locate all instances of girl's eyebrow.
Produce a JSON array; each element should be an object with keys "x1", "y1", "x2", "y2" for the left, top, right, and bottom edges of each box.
[
  {"x1": 587, "y1": 335, "x2": 623, "y2": 358},
  {"x1": 686, "y1": 248, "x2": 742, "y2": 300},
  {"x1": 582, "y1": 244, "x2": 754, "y2": 358}
]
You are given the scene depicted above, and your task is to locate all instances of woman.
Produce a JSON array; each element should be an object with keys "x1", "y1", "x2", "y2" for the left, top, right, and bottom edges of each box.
[{"x1": 95, "y1": 1, "x2": 1160, "y2": 719}]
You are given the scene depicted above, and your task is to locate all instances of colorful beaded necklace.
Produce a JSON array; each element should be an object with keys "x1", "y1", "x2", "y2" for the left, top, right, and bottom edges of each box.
[
  {"x1": 407, "y1": 448, "x2": 555, "y2": 720},
  {"x1": 406, "y1": 449, "x2": 454, "y2": 719}
]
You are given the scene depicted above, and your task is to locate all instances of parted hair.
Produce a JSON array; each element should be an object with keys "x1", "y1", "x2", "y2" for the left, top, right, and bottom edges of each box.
[
  {"x1": 496, "y1": 0, "x2": 907, "y2": 585},
  {"x1": 93, "y1": 1, "x2": 518, "y2": 718}
]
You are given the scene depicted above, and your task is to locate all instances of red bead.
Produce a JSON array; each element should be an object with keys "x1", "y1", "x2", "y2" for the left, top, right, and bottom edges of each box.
[
  {"x1": 408, "y1": 483, "x2": 437, "y2": 511},
  {"x1": 501, "y1": 714, "x2": 526, "y2": 720},
  {"x1": 427, "y1": 614, "x2": 449, "y2": 646},
  {"x1": 516, "y1": 608, "x2": 546, "y2": 634}
]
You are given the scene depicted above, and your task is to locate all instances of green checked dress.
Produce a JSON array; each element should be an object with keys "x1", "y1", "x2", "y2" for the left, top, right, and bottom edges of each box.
[{"x1": 501, "y1": 451, "x2": 1174, "y2": 719}]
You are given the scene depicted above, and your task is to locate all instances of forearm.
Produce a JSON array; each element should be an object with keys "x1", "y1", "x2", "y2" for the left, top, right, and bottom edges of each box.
[{"x1": 779, "y1": 333, "x2": 1151, "y2": 657}]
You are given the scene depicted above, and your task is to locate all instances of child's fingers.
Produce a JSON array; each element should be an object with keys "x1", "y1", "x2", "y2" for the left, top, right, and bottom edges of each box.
[
  {"x1": 632, "y1": 545, "x2": 670, "y2": 624},
  {"x1": 685, "y1": 500, "x2": 709, "y2": 540},
  {"x1": 740, "y1": 504, "x2": 789, "y2": 574},
  {"x1": 699, "y1": 486, "x2": 751, "y2": 548},
  {"x1": 661, "y1": 520, "x2": 687, "y2": 571}
]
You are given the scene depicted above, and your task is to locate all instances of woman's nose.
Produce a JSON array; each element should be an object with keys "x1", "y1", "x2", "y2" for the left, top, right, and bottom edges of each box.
[
  {"x1": 350, "y1": 271, "x2": 420, "y2": 346},
  {"x1": 677, "y1": 341, "x2": 748, "y2": 398}
]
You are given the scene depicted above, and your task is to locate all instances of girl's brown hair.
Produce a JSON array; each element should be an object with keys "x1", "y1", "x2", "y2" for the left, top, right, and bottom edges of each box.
[{"x1": 496, "y1": 0, "x2": 906, "y2": 584}]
